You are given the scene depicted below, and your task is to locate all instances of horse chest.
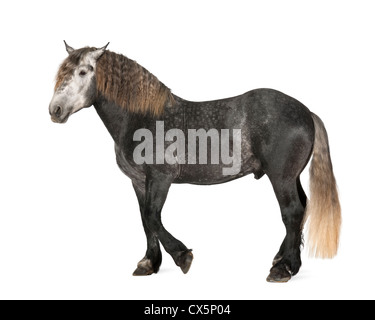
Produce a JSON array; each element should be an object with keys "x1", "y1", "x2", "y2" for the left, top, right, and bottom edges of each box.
[{"x1": 115, "y1": 144, "x2": 144, "y2": 181}]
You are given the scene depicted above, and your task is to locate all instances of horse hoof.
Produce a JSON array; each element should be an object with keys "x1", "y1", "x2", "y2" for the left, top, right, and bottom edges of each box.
[
  {"x1": 176, "y1": 250, "x2": 194, "y2": 274},
  {"x1": 133, "y1": 258, "x2": 154, "y2": 276},
  {"x1": 133, "y1": 267, "x2": 154, "y2": 276},
  {"x1": 266, "y1": 265, "x2": 291, "y2": 283}
]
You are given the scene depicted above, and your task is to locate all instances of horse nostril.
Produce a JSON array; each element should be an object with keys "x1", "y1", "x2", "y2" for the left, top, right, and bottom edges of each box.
[{"x1": 54, "y1": 106, "x2": 62, "y2": 117}]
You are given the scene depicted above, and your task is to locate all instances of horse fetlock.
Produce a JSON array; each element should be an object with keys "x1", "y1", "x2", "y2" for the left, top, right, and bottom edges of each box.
[{"x1": 272, "y1": 252, "x2": 283, "y2": 266}]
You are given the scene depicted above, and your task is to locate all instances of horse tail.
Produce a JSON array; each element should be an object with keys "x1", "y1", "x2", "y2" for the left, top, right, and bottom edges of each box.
[{"x1": 305, "y1": 113, "x2": 341, "y2": 258}]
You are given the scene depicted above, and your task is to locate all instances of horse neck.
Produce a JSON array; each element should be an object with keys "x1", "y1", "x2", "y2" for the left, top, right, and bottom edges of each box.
[
  {"x1": 93, "y1": 93, "x2": 181, "y2": 145},
  {"x1": 93, "y1": 94, "x2": 128, "y2": 144}
]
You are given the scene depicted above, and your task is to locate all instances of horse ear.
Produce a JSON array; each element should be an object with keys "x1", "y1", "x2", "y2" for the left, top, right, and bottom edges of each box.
[
  {"x1": 64, "y1": 40, "x2": 75, "y2": 54},
  {"x1": 90, "y1": 42, "x2": 110, "y2": 61}
]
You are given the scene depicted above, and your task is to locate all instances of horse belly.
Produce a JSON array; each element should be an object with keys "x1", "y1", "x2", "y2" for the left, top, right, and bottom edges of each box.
[
  {"x1": 174, "y1": 94, "x2": 263, "y2": 184},
  {"x1": 175, "y1": 144, "x2": 263, "y2": 185}
]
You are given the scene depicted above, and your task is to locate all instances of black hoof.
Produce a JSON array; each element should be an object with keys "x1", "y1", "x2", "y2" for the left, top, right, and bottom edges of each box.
[
  {"x1": 133, "y1": 258, "x2": 154, "y2": 276},
  {"x1": 175, "y1": 249, "x2": 194, "y2": 274},
  {"x1": 133, "y1": 267, "x2": 154, "y2": 276},
  {"x1": 266, "y1": 264, "x2": 291, "y2": 283}
]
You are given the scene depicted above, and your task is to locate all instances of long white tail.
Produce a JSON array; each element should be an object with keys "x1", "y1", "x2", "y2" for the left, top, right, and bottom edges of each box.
[{"x1": 306, "y1": 113, "x2": 342, "y2": 258}]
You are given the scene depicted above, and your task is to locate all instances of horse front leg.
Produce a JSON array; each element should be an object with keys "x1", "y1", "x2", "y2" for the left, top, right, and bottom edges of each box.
[
  {"x1": 132, "y1": 182, "x2": 162, "y2": 276},
  {"x1": 143, "y1": 171, "x2": 193, "y2": 274}
]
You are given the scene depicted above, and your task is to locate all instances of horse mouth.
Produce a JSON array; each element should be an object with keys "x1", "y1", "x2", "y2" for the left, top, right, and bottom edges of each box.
[{"x1": 51, "y1": 113, "x2": 70, "y2": 124}]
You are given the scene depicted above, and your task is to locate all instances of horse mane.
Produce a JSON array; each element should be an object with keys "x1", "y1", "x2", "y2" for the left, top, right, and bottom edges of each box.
[{"x1": 55, "y1": 47, "x2": 174, "y2": 116}]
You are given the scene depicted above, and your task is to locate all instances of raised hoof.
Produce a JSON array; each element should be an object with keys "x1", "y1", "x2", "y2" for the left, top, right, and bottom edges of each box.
[
  {"x1": 266, "y1": 265, "x2": 291, "y2": 283},
  {"x1": 133, "y1": 258, "x2": 154, "y2": 276},
  {"x1": 175, "y1": 249, "x2": 194, "y2": 274}
]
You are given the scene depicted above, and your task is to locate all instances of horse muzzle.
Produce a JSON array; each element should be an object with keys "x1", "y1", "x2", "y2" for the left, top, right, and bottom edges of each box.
[{"x1": 49, "y1": 104, "x2": 70, "y2": 123}]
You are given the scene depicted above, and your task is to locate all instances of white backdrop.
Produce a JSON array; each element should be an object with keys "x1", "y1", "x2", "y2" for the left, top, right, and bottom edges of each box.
[{"x1": 1, "y1": 0, "x2": 374, "y2": 299}]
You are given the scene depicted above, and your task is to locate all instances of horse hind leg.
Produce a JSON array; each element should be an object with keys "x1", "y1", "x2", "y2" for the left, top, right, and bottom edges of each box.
[
  {"x1": 271, "y1": 177, "x2": 307, "y2": 267},
  {"x1": 266, "y1": 177, "x2": 306, "y2": 283}
]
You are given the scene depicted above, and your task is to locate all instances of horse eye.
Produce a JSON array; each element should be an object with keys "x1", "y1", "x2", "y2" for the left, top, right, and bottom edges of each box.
[{"x1": 79, "y1": 70, "x2": 87, "y2": 76}]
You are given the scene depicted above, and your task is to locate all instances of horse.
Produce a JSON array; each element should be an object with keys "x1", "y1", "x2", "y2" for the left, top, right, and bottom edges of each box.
[{"x1": 49, "y1": 42, "x2": 341, "y2": 282}]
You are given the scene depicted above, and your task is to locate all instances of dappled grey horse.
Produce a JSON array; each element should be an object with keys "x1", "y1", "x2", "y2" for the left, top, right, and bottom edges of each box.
[{"x1": 49, "y1": 42, "x2": 341, "y2": 282}]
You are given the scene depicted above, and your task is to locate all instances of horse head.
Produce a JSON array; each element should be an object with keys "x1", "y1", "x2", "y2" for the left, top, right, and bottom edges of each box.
[{"x1": 49, "y1": 41, "x2": 109, "y2": 123}]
